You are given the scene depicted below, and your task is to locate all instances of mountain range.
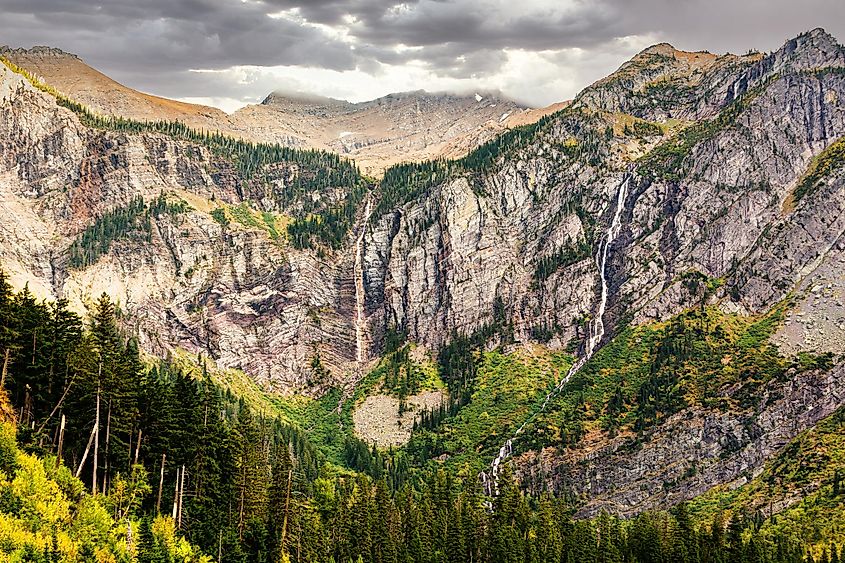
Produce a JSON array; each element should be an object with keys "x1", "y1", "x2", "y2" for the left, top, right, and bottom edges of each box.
[
  {"x1": 0, "y1": 25, "x2": 844, "y2": 562},
  {"x1": 0, "y1": 45, "x2": 563, "y2": 175}
]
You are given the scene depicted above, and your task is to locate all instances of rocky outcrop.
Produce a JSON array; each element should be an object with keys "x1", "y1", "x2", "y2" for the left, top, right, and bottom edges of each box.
[
  {"x1": 518, "y1": 361, "x2": 845, "y2": 518},
  {"x1": 0, "y1": 61, "x2": 363, "y2": 393}
]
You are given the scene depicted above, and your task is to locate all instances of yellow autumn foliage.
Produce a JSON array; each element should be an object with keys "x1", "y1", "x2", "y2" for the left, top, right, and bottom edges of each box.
[{"x1": 0, "y1": 422, "x2": 210, "y2": 562}]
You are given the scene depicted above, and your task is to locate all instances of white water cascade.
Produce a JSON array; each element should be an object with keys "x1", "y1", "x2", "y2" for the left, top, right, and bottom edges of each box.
[
  {"x1": 484, "y1": 173, "x2": 631, "y2": 496},
  {"x1": 354, "y1": 195, "x2": 373, "y2": 365},
  {"x1": 337, "y1": 194, "x2": 373, "y2": 415}
]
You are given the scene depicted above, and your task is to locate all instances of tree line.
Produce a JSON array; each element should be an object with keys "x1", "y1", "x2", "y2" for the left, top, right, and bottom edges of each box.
[{"x1": 67, "y1": 193, "x2": 189, "y2": 268}]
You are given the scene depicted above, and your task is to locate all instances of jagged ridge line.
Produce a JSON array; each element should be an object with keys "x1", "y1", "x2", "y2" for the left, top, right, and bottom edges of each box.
[{"x1": 0, "y1": 54, "x2": 362, "y2": 179}]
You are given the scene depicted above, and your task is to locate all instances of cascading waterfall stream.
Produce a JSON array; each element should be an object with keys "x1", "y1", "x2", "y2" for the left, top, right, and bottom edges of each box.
[
  {"x1": 337, "y1": 193, "x2": 373, "y2": 415},
  {"x1": 354, "y1": 195, "x2": 373, "y2": 365},
  {"x1": 484, "y1": 173, "x2": 630, "y2": 496}
]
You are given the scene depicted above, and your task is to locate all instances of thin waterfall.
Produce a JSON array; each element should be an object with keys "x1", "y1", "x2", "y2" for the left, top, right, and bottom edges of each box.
[
  {"x1": 354, "y1": 195, "x2": 372, "y2": 365},
  {"x1": 484, "y1": 173, "x2": 630, "y2": 496},
  {"x1": 337, "y1": 194, "x2": 373, "y2": 415}
]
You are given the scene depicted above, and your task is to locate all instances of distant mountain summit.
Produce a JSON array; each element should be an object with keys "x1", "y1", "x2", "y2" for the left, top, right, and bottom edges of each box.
[
  {"x1": 574, "y1": 27, "x2": 845, "y2": 122},
  {"x1": 259, "y1": 91, "x2": 357, "y2": 114},
  {"x1": 236, "y1": 89, "x2": 561, "y2": 173}
]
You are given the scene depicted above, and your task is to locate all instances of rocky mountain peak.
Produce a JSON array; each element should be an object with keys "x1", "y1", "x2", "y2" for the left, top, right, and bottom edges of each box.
[
  {"x1": 571, "y1": 40, "x2": 753, "y2": 120},
  {"x1": 635, "y1": 41, "x2": 709, "y2": 59},
  {"x1": 261, "y1": 91, "x2": 350, "y2": 106},
  {"x1": 360, "y1": 89, "x2": 523, "y2": 111},
  {"x1": 802, "y1": 26, "x2": 842, "y2": 50},
  {"x1": 0, "y1": 45, "x2": 79, "y2": 60},
  {"x1": 572, "y1": 28, "x2": 845, "y2": 123},
  {"x1": 233, "y1": 86, "x2": 547, "y2": 173},
  {"x1": 605, "y1": 41, "x2": 721, "y2": 81},
  {"x1": 259, "y1": 91, "x2": 357, "y2": 118},
  {"x1": 261, "y1": 88, "x2": 521, "y2": 110},
  {"x1": 765, "y1": 26, "x2": 845, "y2": 72}
]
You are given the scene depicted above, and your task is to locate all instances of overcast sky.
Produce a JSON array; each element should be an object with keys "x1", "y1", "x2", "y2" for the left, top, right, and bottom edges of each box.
[{"x1": 2, "y1": 0, "x2": 844, "y2": 112}]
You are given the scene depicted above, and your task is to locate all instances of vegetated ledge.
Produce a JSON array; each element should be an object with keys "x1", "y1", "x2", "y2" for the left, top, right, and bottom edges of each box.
[
  {"x1": 635, "y1": 75, "x2": 778, "y2": 181},
  {"x1": 687, "y1": 403, "x2": 845, "y2": 527},
  {"x1": 791, "y1": 136, "x2": 845, "y2": 205},
  {"x1": 499, "y1": 301, "x2": 837, "y2": 514},
  {"x1": 519, "y1": 351, "x2": 842, "y2": 520}
]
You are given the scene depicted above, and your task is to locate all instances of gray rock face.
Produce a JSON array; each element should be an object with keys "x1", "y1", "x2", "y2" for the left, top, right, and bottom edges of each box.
[
  {"x1": 363, "y1": 30, "x2": 845, "y2": 359},
  {"x1": 519, "y1": 363, "x2": 845, "y2": 518},
  {"x1": 364, "y1": 148, "x2": 612, "y2": 354},
  {"x1": 574, "y1": 28, "x2": 845, "y2": 123},
  {"x1": 0, "y1": 62, "x2": 362, "y2": 393},
  {"x1": 355, "y1": 29, "x2": 845, "y2": 511}
]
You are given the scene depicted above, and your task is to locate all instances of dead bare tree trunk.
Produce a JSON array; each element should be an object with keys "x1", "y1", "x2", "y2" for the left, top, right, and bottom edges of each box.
[
  {"x1": 133, "y1": 428, "x2": 142, "y2": 466},
  {"x1": 280, "y1": 468, "x2": 293, "y2": 560},
  {"x1": 218, "y1": 529, "x2": 223, "y2": 563},
  {"x1": 172, "y1": 466, "x2": 180, "y2": 519},
  {"x1": 75, "y1": 422, "x2": 97, "y2": 478},
  {"x1": 238, "y1": 464, "x2": 246, "y2": 540},
  {"x1": 92, "y1": 379, "x2": 100, "y2": 495},
  {"x1": 177, "y1": 465, "x2": 186, "y2": 529},
  {"x1": 1, "y1": 349, "x2": 9, "y2": 388},
  {"x1": 55, "y1": 414, "x2": 66, "y2": 469},
  {"x1": 48, "y1": 421, "x2": 59, "y2": 450},
  {"x1": 102, "y1": 399, "x2": 111, "y2": 494},
  {"x1": 23, "y1": 385, "x2": 33, "y2": 427},
  {"x1": 35, "y1": 374, "x2": 76, "y2": 435},
  {"x1": 156, "y1": 453, "x2": 166, "y2": 514},
  {"x1": 126, "y1": 519, "x2": 133, "y2": 554}
]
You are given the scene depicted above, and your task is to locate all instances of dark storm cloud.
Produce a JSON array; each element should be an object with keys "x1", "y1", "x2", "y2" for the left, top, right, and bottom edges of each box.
[
  {"x1": 1, "y1": 0, "x2": 358, "y2": 72},
  {"x1": 351, "y1": 1, "x2": 618, "y2": 51},
  {"x1": 262, "y1": 0, "x2": 420, "y2": 26},
  {"x1": 598, "y1": 0, "x2": 845, "y2": 55},
  {"x1": 1, "y1": 0, "x2": 844, "y2": 105}
]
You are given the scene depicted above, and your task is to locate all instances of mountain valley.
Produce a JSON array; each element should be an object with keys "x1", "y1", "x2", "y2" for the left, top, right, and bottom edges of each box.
[{"x1": 0, "y1": 25, "x2": 844, "y2": 563}]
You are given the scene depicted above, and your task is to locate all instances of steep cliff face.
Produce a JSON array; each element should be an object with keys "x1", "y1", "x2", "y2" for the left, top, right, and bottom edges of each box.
[
  {"x1": 520, "y1": 360, "x2": 845, "y2": 519},
  {"x1": 362, "y1": 28, "x2": 845, "y2": 360},
  {"x1": 0, "y1": 61, "x2": 364, "y2": 393},
  {"x1": 353, "y1": 29, "x2": 845, "y2": 511}
]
